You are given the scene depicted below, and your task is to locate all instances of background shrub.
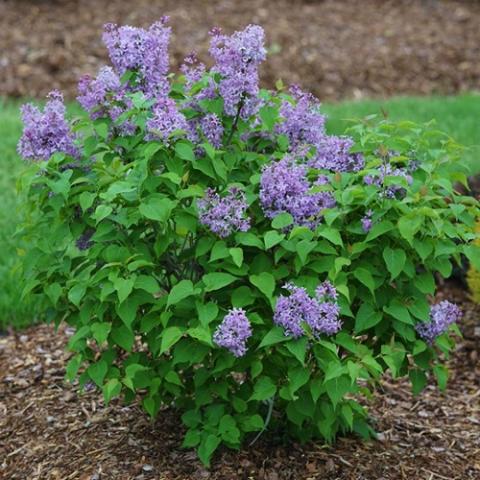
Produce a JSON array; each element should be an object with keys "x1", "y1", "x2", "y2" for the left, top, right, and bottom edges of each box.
[
  {"x1": 17, "y1": 21, "x2": 480, "y2": 465},
  {"x1": 467, "y1": 220, "x2": 480, "y2": 303}
]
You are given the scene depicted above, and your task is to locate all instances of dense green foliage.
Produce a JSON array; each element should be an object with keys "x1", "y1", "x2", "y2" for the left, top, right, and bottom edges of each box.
[
  {"x1": 17, "y1": 68, "x2": 480, "y2": 467},
  {"x1": 2, "y1": 94, "x2": 479, "y2": 327}
]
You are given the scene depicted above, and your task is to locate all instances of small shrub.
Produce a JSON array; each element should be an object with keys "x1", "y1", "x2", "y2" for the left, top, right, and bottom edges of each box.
[{"x1": 17, "y1": 20, "x2": 480, "y2": 465}]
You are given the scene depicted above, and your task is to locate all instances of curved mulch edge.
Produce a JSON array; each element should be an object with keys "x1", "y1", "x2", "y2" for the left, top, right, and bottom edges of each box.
[
  {"x1": 0, "y1": 287, "x2": 479, "y2": 480},
  {"x1": 1, "y1": 0, "x2": 480, "y2": 101}
]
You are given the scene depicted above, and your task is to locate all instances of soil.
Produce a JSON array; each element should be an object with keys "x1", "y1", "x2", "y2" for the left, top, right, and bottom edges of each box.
[
  {"x1": 1, "y1": 284, "x2": 479, "y2": 480},
  {"x1": 1, "y1": 0, "x2": 480, "y2": 101}
]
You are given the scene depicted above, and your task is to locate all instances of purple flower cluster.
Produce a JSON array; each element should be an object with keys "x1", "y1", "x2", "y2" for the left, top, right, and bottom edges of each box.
[
  {"x1": 76, "y1": 229, "x2": 95, "y2": 251},
  {"x1": 276, "y1": 86, "x2": 363, "y2": 173},
  {"x1": 213, "y1": 308, "x2": 252, "y2": 357},
  {"x1": 102, "y1": 18, "x2": 171, "y2": 98},
  {"x1": 310, "y1": 135, "x2": 365, "y2": 173},
  {"x1": 198, "y1": 187, "x2": 250, "y2": 237},
  {"x1": 415, "y1": 300, "x2": 462, "y2": 344},
  {"x1": 18, "y1": 91, "x2": 79, "y2": 161},
  {"x1": 274, "y1": 282, "x2": 341, "y2": 338},
  {"x1": 364, "y1": 164, "x2": 413, "y2": 199},
  {"x1": 361, "y1": 210, "x2": 374, "y2": 233},
  {"x1": 277, "y1": 86, "x2": 326, "y2": 150},
  {"x1": 209, "y1": 25, "x2": 266, "y2": 118},
  {"x1": 77, "y1": 66, "x2": 122, "y2": 119},
  {"x1": 180, "y1": 52, "x2": 206, "y2": 90},
  {"x1": 259, "y1": 156, "x2": 336, "y2": 229},
  {"x1": 200, "y1": 113, "x2": 224, "y2": 148},
  {"x1": 146, "y1": 97, "x2": 188, "y2": 142}
]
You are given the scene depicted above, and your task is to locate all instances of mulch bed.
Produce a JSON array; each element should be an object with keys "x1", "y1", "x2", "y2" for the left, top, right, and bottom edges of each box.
[
  {"x1": 1, "y1": 284, "x2": 479, "y2": 480},
  {"x1": 1, "y1": 0, "x2": 480, "y2": 101}
]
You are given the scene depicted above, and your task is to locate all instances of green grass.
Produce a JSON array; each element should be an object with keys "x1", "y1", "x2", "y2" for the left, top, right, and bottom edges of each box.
[
  {"x1": 0, "y1": 100, "x2": 41, "y2": 328},
  {"x1": 0, "y1": 94, "x2": 479, "y2": 327}
]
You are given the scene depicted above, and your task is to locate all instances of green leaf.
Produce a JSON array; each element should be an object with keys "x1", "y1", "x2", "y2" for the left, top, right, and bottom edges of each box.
[
  {"x1": 365, "y1": 220, "x2": 395, "y2": 241},
  {"x1": 398, "y1": 215, "x2": 422, "y2": 243},
  {"x1": 45, "y1": 283, "x2": 62, "y2": 307},
  {"x1": 139, "y1": 197, "x2": 176, "y2": 224},
  {"x1": 93, "y1": 205, "x2": 112, "y2": 224},
  {"x1": 353, "y1": 268, "x2": 376, "y2": 296},
  {"x1": 264, "y1": 230, "x2": 285, "y2": 249},
  {"x1": 203, "y1": 272, "x2": 237, "y2": 292},
  {"x1": 235, "y1": 232, "x2": 264, "y2": 249},
  {"x1": 250, "y1": 376, "x2": 277, "y2": 401},
  {"x1": 383, "y1": 300, "x2": 413, "y2": 325},
  {"x1": 409, "y1": 369, "x2": 427, "y2": 396},
  {"x1": 116, "y1": 298, "x2": 138, "y2": 329},
  {"x1": 103, "y1": 378, "x2": 122, "y2": 405},
  {"x1": 229, "y1": 247, "x2": 243, "y2": 267},
  {"x1": 318, "y1": 227, "x2": 343, "y2": 246},
  {"x1": 113, "y1": 277, "x2": 135, "y2": 304},
  {"x1": 111, "y1": 325, "x2": 135, "y2": 351},
  {"x1": 182, "y1": 429, "x2": 201, "y2": 448},
  {"x1": 167, "y1": 280, "x2": 194, "y2": 307},
  {"x1": 68, "y1": 284, "x2": 86, "y2": 307},
  {"x1": 272, "y1": 212, "x2": 293, "y2": 229},
  {"x1": 210, "y1": 241, "x2": 229, "y2": 262},
  {"x1": 354, "y1": 303, "x2": 382, "y2": 333},
  {"x1": 79, "y1": 191, "x2": 96, "y2": 212},
  {"x1": 188, "y1": 326, "x2": 213, "y2": 347},
  {"x1": 197, "y1": 302, "x2": 219, "y2": 327},
  {"x1": 134, "y1": 275, "x2": 160, "y2": 294},
  {"x1": 231, "y1": 286, "x2": 255, "y2": 308},
  {"x1": 296, "y1": 240, "x2": 316, "y2": 265},
  {"x1": 91, "y1": 322, "x2": 111, "y2": 344},
  {"x1": 382, "y1": 247, "x2": 406, "y2": 280},
  {"x1": 258, "y1": 326, "x2": 289, "y2": 349},
  {"x1": 249, "y1": 272, "x2": 275, "y2": 299},
  {"x1": 175, "y1": 142, "x2": 195, "y2": 161},
  {"x1": 324, "y1": 376, "x2": 352, "y2": 407},
  {"x1": 241, "y1": 414, "x2": 264, "y2": 432},
  {"x1": 433, "y1": 364, "x2": 448, "y2": 391},
  {"x1": 414, "y1": 271, "x2": 435, "y2": 294},
  {"x1": 286, "y1": 337, "x2": 308, "y2": 365},
  {"x1": 65, "y1": 354, "x2": 82, "y2": 382},
  {"x1": 87, "y1": 360, "x2": 107, "y2": 387},
  {"x1": 198, "y1": 434, "x2": 221, "y2": 467},
  {"x1": 218, "y1": 414, "x2": 241, "y2": 443},
  {"x1": 160, "y1": 326, "x2": 184, "y2": 354}
]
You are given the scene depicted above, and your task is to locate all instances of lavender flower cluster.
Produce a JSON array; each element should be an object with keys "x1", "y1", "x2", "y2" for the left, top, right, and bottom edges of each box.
[
  {"x1": 259, "y1": 156, "x2": 336, "y2": 229},
  {"x1": 102, "y1": 18, "x2": 171, "y2": 99},
  {"x1": 209, "y1": 25, "x2": 266, "y2": 119},
  {"x1": 198, "y1": 187, "x2": 250, "y2": 238},
  {"x1": 146, "y1": 97, "x2": 188, "y2": 143},
  {"x1": 415, "y1": 300, "x2": 462, "y2": 344},
  {"x1": 77, "y1": 66, "x2": 122, "y2": 119},
  {"x1": 277, "y1": 86, "x2": 364, "y2": 173},
  {"x1": 364, "y1": 163, "x2": 413, "y2": 199},
  {"x1": 274, "y1": 282, "x2": 341, "y2": 338},
  {"x1": 17, "y1": 91, "x2": 79, "y2": 162},
  {"x1": 361, "y1": 210, "x2": 374, "y2": 233},
  {"x1": 213, "y1": 308, "x2": 252, "y2": 357}
]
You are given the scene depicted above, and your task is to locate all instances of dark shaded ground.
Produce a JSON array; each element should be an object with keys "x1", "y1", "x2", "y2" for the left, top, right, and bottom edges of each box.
[
  {"x1": 1, "y1": 0, "x2": 480, "y2": 101},
  {"x1": 1, "y1": 284, "x2": 479, "y2": 480}
]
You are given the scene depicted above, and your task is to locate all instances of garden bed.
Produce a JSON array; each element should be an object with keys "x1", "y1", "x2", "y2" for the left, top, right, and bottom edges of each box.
[
  {"x1": 1, "y1": 284, "x2": 479, "y2": 480},
  {"x1": 1, "y1": 0, "x2": 480, "y2": 100}
]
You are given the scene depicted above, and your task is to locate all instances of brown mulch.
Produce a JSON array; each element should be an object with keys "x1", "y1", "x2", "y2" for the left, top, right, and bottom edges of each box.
[
  {"x1": 1, "y1": 0, "x2": 480, "y2": 101},
  {"x1": 1, "y1": 285, "x2": 479, "y2": 480}
]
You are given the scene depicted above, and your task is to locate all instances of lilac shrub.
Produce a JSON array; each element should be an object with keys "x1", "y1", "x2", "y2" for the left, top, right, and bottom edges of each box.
[{"x1": 18, "y1": 20, "x2": 480, "y2": 466}]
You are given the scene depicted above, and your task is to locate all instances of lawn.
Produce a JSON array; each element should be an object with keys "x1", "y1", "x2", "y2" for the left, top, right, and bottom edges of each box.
[{"x1": 0, "y1": 94, "x2": 479, "y2": 328}]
